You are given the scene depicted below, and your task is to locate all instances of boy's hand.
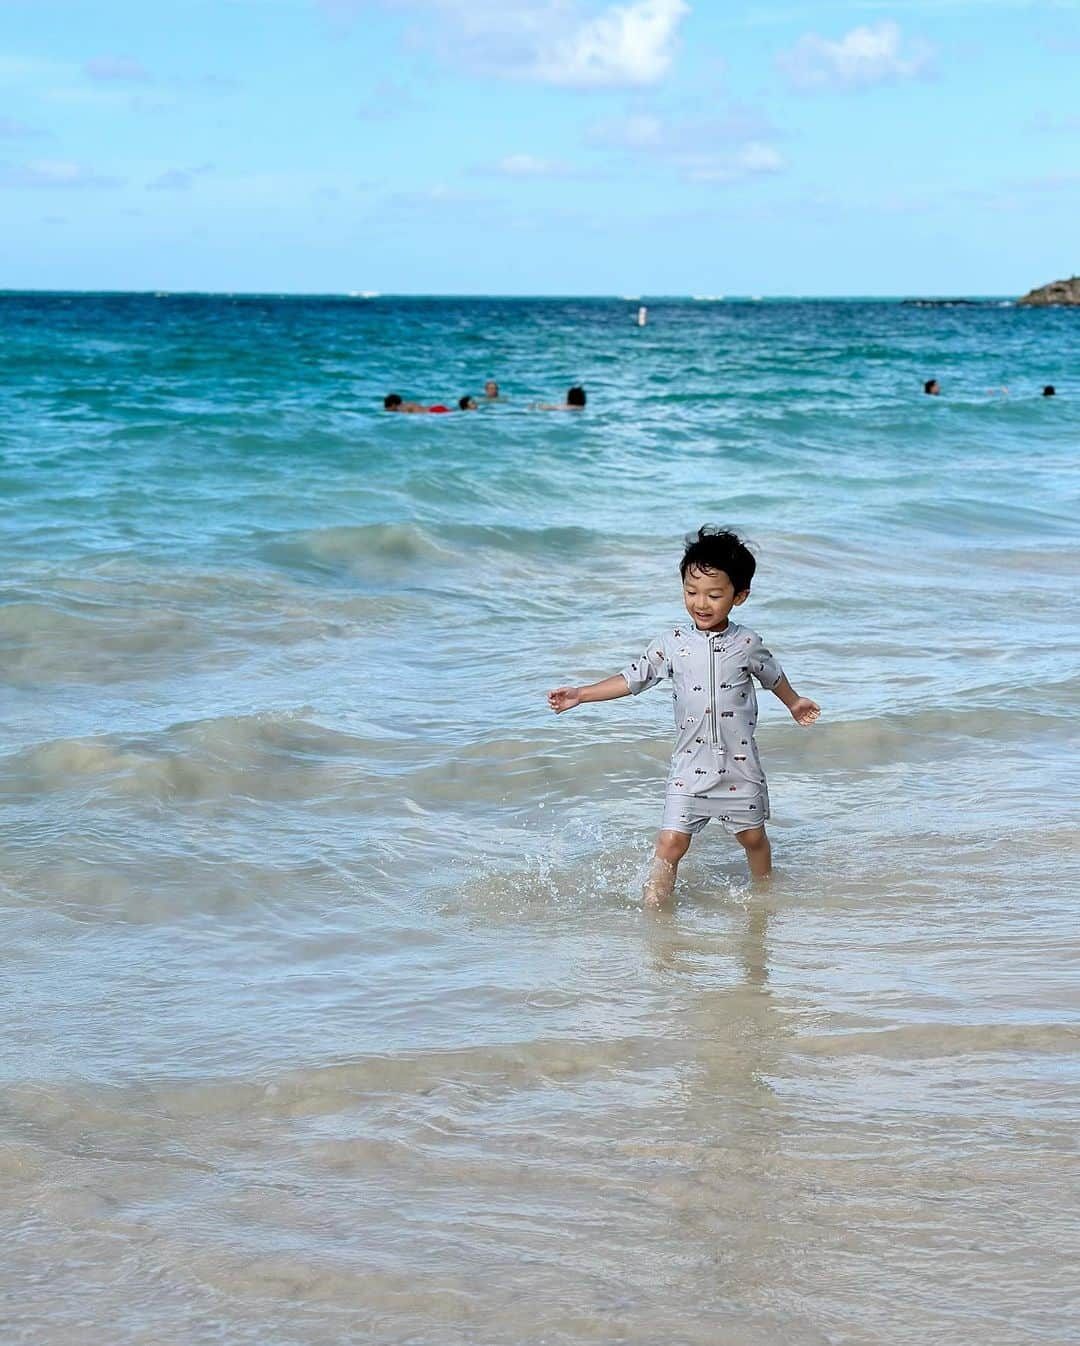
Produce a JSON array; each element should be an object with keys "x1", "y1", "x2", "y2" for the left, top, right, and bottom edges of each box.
[
  {"x1": 548, "y1": 686, "x2": 582, "y2": 714},
  {"x1": 789, "y1": 697, "x2": 820, "y2": 726}
]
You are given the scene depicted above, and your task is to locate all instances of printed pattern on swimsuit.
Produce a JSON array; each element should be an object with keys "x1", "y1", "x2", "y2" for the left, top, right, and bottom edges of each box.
[{"x1": 621, "y1": 620, "x2": 782, "y2": 819}]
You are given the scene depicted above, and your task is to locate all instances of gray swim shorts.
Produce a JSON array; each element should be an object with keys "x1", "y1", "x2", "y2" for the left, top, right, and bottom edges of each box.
[{"x1": 661, "y1": 790, "x2": 769, "y2": 837}]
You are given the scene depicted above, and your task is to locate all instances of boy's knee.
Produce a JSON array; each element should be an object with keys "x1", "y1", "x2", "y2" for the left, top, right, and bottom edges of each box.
[
  {"x1": 655, "y1": 829, "x2": 691, "y2": 863},
  {"x1": 736, "y1": 826, "x2": 768, "y2": 851}
]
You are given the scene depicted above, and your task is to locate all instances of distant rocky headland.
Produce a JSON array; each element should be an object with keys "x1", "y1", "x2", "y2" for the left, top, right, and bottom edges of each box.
[
  {"x1": 1017, "y1": 277, "x2": 1080, "y2": 306},
  {"x1": 899, "y1": 278, "x2": 1080, "y2": 308}
]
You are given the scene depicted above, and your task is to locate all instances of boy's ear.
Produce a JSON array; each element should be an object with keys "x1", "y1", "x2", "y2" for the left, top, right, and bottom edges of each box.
[{"x1": 732, "y1": 588, "x2": 750, "y2": 606}]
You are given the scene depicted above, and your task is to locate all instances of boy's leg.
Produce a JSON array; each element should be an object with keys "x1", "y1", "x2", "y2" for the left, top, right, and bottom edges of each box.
[
  {"x1": 735, "y1": 825, "x2": 772, "y2": 881},
  {"x1": 644, "y1": 829, "x2": 692, "y2": 907}
]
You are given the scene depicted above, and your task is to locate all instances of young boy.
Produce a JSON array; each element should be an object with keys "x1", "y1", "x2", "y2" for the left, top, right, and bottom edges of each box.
[{"x1": 547, "y1": 528, "x2": 819, "y2": 904}]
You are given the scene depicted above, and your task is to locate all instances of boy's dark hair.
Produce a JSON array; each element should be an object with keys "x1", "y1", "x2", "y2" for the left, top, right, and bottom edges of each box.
[
  {"x1": 679, "y1": 527, "x2": 757, "y2": 593},
  {"x1": 384, "y1": 393, "x2": 403, "y2": 409},
  {"x1": 1043, "y1": 384, "x2": 1056, "y2": 396},
  {"x1": 567, "y1": 385, "x2": 586, "y2": 407},
  {"x1": 923, "y1": 378, "x2": 938, "y2": 395}
]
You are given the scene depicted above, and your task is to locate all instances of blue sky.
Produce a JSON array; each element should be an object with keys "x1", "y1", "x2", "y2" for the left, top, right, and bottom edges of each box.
[{"x1": 1, "y1": 0, "x2": 1077, "y2": 294}]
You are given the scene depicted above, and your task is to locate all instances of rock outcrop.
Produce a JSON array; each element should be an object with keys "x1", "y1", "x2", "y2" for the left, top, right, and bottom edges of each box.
[{"x1": 1017, "y1": 277, "x2": 1080, "y2": 306}]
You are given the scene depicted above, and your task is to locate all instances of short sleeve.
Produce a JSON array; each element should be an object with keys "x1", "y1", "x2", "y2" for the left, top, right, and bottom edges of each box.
[
  {"x1": 747, "y1": 632, "x2": 784, "y2": 690},
  {"x1": 620, "y1": 634, "x2": 672, "y2": 695}
]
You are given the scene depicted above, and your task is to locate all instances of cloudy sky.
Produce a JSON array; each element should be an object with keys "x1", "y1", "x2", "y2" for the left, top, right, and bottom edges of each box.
[{"x1": 1, "y1": 0, "x2": 1077, "y2": 294}]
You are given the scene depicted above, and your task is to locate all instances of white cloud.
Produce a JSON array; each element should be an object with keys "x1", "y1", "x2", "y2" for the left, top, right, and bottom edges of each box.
[
  {"x1": 83, "y1": 54, "x2": 153, "y2": 84},
  {"x1": 0, "y1": 158, "x2": 120, "y2": 189},
  {"x1": 708, "y1": 140, "x2": 784, "y2": 178},
  {"x1": 671, "y1": 139, "x2": 786, "y2": 182},
  {"x1": 387, "y1": 182, "x2": 496, "y2": 211},
  {"x1": 147, "y1": 163, "x2": 215, "y2": 191},
  {"x1": 777, "y1": 20, "x2": 934, "y2": 92},
  {"x1": 476, "y1": 152, "x2": 584, "y2": 177},
  {"x1": 589, "y1": 104, "x2": 774, "y2": 150},
  {"x1": 529, "y1": 0, "x2": 689, "y2": 87},
  {"x1": 318, "y1": 0, "x2": 690, "y2": 87},
  {"x1": 587, "y1": 105, "x2": 786, "y2": 182}
]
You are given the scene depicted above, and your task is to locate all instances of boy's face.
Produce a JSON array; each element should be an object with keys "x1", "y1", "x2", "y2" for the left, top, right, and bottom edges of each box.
[{"x1": 682, "y1": 564, "x2": 748, "y2": 630}]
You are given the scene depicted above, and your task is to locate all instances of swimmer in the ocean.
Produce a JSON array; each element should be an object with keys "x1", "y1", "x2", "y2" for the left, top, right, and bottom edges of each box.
[
  {"x1": 384, "y1": 394, "x2": 451, "y2": 414},
  {"x1": 1043, "y1": 385, "x2": 1056, "y2": 397},
  {"x1": 459, "y1": 395, "x2": 478, "y2": 411},
  {"x1": 483, "y1": 380, "x2": 501, "y2": 401},
  {"x1": 923, "y1": 379, "x2": 940, "y2": 396},
  {"x1": 534, "y1": 385, "x2": 586, "y2": 411}
]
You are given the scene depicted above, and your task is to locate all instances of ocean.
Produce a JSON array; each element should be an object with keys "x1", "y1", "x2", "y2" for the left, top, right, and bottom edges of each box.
[{"x1": 2, "y1": 292, "x2": 1078, "y2": 1344}]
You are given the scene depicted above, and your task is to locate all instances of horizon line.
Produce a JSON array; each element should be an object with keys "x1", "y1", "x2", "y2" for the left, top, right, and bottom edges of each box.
[{"x1": 0, "y1": 288, "x2": 1021, "y2": 301}]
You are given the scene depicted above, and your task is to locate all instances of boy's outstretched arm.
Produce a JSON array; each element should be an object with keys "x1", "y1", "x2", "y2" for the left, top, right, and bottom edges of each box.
[
  {"x1": 548, "y1": 674, "x2": 631, "y2": 714},
  {"x1": 769, "y1": 674, "x2": 821, "y2": 726}
]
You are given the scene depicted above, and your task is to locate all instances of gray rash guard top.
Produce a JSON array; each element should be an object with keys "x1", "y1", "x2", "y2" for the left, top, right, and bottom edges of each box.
[{"x1": 620, "y1": 620, "x2": 784, "y2": 806}]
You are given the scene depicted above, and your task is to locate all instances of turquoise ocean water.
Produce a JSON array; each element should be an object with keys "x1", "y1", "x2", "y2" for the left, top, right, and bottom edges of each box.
[{"x1": 2, "y1": 293, "x2": 1079, "y2": 1344}]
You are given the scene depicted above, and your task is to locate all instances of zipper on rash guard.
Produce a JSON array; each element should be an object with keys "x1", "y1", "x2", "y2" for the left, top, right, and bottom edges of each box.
[{"x1": 708, "y1": 633, "x2": 718, "y2": 745}]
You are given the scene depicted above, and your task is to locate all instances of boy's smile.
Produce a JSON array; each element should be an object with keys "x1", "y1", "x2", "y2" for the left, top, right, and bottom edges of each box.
[{"x1": 682, "y1": 564, "x2": 748, "y2": 631}]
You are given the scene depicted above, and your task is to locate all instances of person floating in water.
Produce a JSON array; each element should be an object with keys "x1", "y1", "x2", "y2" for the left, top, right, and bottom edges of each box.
[
  {"x1": 384, "y1": 394, "x2": 451, "y2": 414},
  {"x1": 459, "y1": 395, "x2": 478, "y2": 411},
  {"x1": 535, "y1": 385, "x2": 586, "y2": 410},
  {"x1": 483, "y1": 380, "x2": 501, "y2": 400},
  {"x1": 924, "y1": 378, "x2": 941, "y2": 396},
  {"x1": 547, "y1": 527, "x2": 820, "y2": 904},
  {"x1": 1043, "y1": 385, "x2": 1056, "y2": 397}
]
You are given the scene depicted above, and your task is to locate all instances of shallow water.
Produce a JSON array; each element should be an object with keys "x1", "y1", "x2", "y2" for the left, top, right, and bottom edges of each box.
[{"x1": 2, "y1": 294, "x2": 1079, "y2": 1343}]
